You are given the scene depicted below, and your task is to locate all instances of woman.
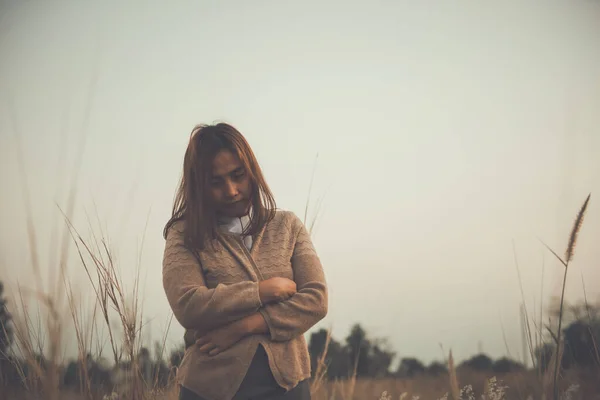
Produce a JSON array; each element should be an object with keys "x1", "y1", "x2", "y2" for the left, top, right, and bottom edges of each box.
[{"x1": 162, "y1": 122, "x2": 328, "y2": 400}]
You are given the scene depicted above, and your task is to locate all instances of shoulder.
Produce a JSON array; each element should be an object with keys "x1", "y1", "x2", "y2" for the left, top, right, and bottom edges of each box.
[
  {"x1": 272, "y1": 208, "x2": 302, "y2": 225},
  {"x1": 269, "y1": 209, "x2": 306, "y2": 234},
  {"x1": 272, "y1": 210, "x2": 318, "y2": 256},
  {"x1": 164, "y1": 218, "x2": 186, "y2": 239}
]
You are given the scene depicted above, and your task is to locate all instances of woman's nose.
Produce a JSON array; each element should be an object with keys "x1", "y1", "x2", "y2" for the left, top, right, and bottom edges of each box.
[{"x1": 223, "y1": 181, "x2": 238, "y2": 198}]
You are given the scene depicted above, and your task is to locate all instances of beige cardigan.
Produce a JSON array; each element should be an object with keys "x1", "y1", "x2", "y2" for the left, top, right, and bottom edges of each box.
[{"x1": 162, "y1": 210, "x2": 328, "y2": 400}]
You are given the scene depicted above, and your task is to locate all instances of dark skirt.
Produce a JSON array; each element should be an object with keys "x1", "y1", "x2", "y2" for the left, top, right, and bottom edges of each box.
[{"x1": 179, "y1": 345, "x2": 311, "y2": 400}]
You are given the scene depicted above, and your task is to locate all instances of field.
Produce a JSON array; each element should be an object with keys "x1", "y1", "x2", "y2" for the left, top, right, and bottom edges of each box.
[{"x1": 0, "y1": 193, "x2": 598, "y2": 400}]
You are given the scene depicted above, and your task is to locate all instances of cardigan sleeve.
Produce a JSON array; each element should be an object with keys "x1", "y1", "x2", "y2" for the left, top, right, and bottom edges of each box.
[
  {"x1": 162, "y1": 221, "x2": 263, "y2": 332},
  {"x1": 259, "y1": 213, "x2": 328, "y2": 342}
]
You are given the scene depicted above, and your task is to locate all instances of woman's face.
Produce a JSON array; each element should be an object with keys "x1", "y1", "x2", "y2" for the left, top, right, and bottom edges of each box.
[{"x1": 209, "y1": 149, "x2": 252, "y2": 217}]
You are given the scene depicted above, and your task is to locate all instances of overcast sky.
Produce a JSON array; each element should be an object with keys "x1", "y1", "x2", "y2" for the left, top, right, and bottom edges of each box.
[{"x1": 1, "y1": 1, "x2": 599, "y2": 366}]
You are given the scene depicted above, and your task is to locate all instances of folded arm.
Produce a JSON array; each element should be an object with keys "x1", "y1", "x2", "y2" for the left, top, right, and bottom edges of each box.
[
  {"x1": 259, "y1": 214, "x2": 328, "y2": 342},
  {"x1": 162, "y1": 222, "x2": 262, "y2": 332}
]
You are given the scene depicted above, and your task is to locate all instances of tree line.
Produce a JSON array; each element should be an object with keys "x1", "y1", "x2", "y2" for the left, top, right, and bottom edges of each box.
[
  {"x1": 305, "y1": 301, "x2": 600, "y2": 380},
  {"x1": 1, "y1": 280, "x2": 599, "y2": 391}
]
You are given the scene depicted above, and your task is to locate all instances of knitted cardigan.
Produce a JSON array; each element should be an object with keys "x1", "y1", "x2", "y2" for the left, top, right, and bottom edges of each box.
[{"x1": 162, "y1": 210, "x2": 328, "y2": 400}]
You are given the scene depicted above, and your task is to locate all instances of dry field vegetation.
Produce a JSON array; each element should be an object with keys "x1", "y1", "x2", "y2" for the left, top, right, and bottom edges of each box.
[{"x1": 0, "y1": 184, "x2": 598, "y2": 400}]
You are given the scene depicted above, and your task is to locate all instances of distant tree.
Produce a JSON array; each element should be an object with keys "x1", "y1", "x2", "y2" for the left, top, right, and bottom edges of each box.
[
  {"x1": 426, "y1": 361, "x2": 448, "y2": 376},
  {"x1": 308, "y1": 328, "x2": 329, "y2": 375},
  {"x1": 562, "y1": 320, "x2": 600, "y2": 370},
  {"x1": 323, "y1": 336, "x2": 350, "y2": 379},
  {"x1": 138, "y1": 347, "x2": 152, "y2": 381},
  {"x1": 307, "y1": 328, "x2": 350, "y2": 379},
  {"x1": 309, "y1": 324, "x2": 397, "y2": 379},
  {"x1": 492, "y1": 357, "x2": 525, "y2": 374},
  {"x1": 460, "y1": 354, "x2": 493, "y2": 371},
  {"x1": 63, "y1": 360, "x2": 79, "y2": 388},
  {"x1": 534, "y1": 342, "x2": 555, "y2": 373},
  {"x1": 534, "y1": 301, "x2": 600, "y2": 372},
  {"x1": 345, "y1": 323, "x2": 371, "y2": 377},
  {"x1": 367, "y1": 339, "x2": 395, "y2": 378},
  {"x1": 150, "y1": 359, "x2": 170, "y2": 388},
  {"x1": 396, "y1": 357, "x2": 425, "y2": 378},
  {"x1": 151, "y1": 341, "x2": 170, "y2": 387},
  {"x1": 0, "y1": 281, "x2": 14, "y2": 359},
  {"x1": 87, "y1": 356, "x2": 111, "y2": 391},
  {"x1": 169, "y1": 345, "x2": 185, "y2": 369},
  {"x1": 63, "y1": 354, "x2": 112, "y2": 391}
]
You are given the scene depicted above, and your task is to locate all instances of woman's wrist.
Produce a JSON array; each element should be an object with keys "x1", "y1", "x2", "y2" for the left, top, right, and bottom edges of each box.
[
  {"x1": 258, "y1": 281, "x2": 273, "y2": 305},
  {"x1": 241, "y1": 312, "x2": 269, "y2": 336}
]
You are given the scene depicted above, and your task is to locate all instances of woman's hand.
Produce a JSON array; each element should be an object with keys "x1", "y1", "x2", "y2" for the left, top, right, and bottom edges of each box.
[
  {"x1": 196, "y1": 319, "x2": 247, "y2": 356},
  {"x1": 259, "y1": 277, "x2": 297, "y2": 304},
  {"x1": 196, "y1": 313, "x2": 269, "y2": 356}
]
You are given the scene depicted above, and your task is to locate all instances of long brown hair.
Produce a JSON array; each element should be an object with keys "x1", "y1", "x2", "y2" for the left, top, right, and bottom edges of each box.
[{"x1": 163, "y1": 123, "x2": 276, "y2": 250}]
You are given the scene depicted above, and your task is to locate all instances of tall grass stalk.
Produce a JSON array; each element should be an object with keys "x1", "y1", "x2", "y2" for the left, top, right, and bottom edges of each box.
[
  {"x1": 303, "y1": 153, "x2": 327, "y2": 236},
  {"x1": 447, "y1": 350, "x2": 460, "y2": 400},
  {"x1": 63, "y1": 210, "x2": 150, "y2": 398},
  {"x1": 539, "y1": 193, "x2": 591, "y2": 400},
  {"x1": 309, "y1": 327, "x2": 332, "y2": 396},
  {"x1": 512, "y1": 240, "x2": 536, "y2": 369}
]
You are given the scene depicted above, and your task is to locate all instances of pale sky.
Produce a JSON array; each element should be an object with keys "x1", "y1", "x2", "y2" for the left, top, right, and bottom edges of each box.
[{"x1": 1, "y1": 1, "x2": 599, "y2": 366}]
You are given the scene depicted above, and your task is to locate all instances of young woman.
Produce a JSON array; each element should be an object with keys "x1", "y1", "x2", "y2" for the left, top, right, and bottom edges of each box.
[{"x1": 162, "y1": 123, "x2": 328, "y2": 400}]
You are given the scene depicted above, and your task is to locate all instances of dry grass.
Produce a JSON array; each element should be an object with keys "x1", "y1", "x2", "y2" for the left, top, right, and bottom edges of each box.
[
  {"x1": 2, "y1": 256, "x2": 599, "y2": 400},
  {"x1": 309, "y1": 327, "x2": 332, "y2": 396},
  {"x1": 3, "y1": 210, "x2": 168, "y2": 399},
  {"x1": 1, "y1": 153, "x2": 596, "y2": 400},
  {"x1": 539, "y1": 193, "x2": 591, "y2": 400}
]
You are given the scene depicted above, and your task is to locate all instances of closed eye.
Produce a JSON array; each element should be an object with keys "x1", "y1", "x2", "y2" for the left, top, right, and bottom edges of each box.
[{"x1": 231, "y1": 168, "x2": 246, "y2": 180}]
